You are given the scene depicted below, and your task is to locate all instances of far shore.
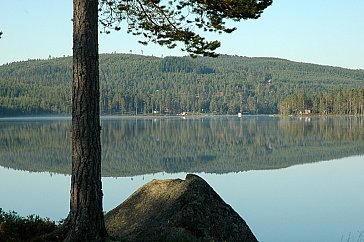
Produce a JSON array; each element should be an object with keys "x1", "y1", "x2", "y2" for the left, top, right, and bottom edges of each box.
[{"x1": 1, "y1": 112, "x2": 364, "y2": 121}]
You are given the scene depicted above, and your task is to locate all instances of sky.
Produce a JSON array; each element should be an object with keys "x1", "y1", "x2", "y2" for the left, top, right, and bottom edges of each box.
[{"x1": 0, "y1": 0, "x2": 363, "y2": 69}]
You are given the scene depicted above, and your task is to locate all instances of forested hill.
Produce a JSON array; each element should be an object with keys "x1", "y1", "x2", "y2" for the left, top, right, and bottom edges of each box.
[{"x1": 0, "y1": 54, "x2": 363, "y2": 116}]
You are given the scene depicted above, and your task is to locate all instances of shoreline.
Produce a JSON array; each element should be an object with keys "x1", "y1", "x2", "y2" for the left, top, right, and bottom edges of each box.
[{"x1": 1, "y1": 113, "x2": 363, "y2": 120}]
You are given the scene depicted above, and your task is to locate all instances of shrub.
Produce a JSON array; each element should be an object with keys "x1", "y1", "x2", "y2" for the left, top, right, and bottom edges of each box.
[{"x1": 0, "y1": 208, "x2": 57, "y2": 242}]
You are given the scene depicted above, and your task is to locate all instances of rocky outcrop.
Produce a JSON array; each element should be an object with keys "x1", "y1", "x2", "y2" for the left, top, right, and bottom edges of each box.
[{"x1": 105, "y1": 174, "x2": 257, "y2": 242}]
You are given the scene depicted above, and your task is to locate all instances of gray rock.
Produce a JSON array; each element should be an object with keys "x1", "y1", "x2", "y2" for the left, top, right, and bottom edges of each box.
[{"x1": 105, "y1": 174, "x2": 258, "y2": 242}]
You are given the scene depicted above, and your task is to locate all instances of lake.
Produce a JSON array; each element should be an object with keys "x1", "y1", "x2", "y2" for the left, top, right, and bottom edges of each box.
[{"x1": 0, "y1": 115, "x2": 363, "y2": 242}]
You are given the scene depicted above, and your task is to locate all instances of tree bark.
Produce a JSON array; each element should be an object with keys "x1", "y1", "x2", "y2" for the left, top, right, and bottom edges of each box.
[{"x1": 62, "y1": 0, "x2": 107, "y2": 240}]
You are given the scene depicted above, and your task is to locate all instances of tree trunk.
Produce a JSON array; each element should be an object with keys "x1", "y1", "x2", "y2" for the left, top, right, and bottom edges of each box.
[{"x1": 63, "y1": 0, "x2": 106, "y2": 240}]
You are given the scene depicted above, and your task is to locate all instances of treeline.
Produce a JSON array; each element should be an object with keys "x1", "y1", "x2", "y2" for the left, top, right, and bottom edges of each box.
[
  {"x1": 0, "y1": 54, "x2": 363, "y2": 116},
  {"x1": 0, "y1": 57, "x2": 72, "y2": 115},
  {"x1": 279, "y1": 88, "x2": 364, "y2": 115}
]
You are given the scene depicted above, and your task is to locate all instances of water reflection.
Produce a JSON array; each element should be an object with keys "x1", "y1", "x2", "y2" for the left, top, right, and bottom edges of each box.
[
  {"x1": 0, "y1": 116, "x2": 363, "y2": 176},
  {"x1": 1, "y1": 116, "x2": 363, "y2": 242}
]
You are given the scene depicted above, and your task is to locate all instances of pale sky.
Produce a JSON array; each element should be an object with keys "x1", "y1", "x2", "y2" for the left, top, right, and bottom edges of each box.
[{"x1": 0, "y1": 0, "x2": 363, "y2": 69}]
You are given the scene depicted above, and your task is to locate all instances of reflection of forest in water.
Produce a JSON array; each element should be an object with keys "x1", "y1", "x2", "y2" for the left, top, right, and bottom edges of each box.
[{"x1": 0, "y1": 116, "x2": 363, "y2": 176}]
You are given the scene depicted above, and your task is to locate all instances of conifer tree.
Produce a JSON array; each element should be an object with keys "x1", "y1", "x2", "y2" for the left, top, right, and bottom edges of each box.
[{"x1": 51, "y1": 0, "x2": 273, "y2": 240}]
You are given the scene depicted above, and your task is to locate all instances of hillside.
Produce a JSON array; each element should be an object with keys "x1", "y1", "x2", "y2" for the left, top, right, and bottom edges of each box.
[{"x1": 0, "y1": 54, "x2": 363, "y2": 116}]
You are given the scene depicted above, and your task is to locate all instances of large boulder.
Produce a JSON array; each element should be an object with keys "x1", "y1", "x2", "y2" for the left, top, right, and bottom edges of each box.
[{"x1": 105, "y1": 174, "x2": 258, "y2": 242}]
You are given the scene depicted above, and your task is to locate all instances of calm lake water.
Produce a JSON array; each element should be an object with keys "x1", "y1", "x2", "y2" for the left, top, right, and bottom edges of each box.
[{"x1": 0, "y1": 115, "x2": 363, "y2": 242}]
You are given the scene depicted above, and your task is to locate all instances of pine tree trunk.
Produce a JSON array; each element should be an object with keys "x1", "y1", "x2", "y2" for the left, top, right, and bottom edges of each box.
[{"x1": 64, "y1": 0, "x2": 106, "y2": 240}]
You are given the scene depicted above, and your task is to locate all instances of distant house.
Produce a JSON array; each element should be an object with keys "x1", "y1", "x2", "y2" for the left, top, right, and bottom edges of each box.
[
  {"x1": 298, "y1": 109, "x2": 312, "y2": 115},
  {"x1": 304, "y1": 109, "x2": 312, "y2": 115},
  {"x1": 179, "y1": 112, "x2": 188, "y2": 116}
]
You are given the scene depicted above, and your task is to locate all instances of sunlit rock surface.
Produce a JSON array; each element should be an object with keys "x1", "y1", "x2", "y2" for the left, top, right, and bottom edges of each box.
[{"x1": 105, "y1": 174, "x2": 257, "y2": 242}]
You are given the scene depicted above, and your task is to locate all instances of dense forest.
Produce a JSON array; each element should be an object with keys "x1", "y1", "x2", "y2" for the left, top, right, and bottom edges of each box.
[
  {"x1": 0, "y1": 116, "x2": 363, "y2": 176},
  {"x1": 0, "y1": 54, "x2": 364, "y2": 116},
  {"x1": 279, "y1": 89, "x2": 364, "y2": 115}
]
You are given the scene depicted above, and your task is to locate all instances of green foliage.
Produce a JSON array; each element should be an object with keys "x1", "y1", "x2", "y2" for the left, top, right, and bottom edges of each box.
[
  {"x1": 0, "y1": 57, "x2": 72, "y2": 116},
  {"x1": 160, "y1": 56, "x2": 215, "y2": 74},
  {"x1": 0, "y1": 208, "x2": 57, "y2": 242},
  {"x1": 0, "y1": 54, "x2": 363, "y2": 116},
  {"x1": 99, "y1": 0, "x2": 272, "y2": 57},
  {"x1": 279, "y1": 88, "x2": 364, "y2": 115}
]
